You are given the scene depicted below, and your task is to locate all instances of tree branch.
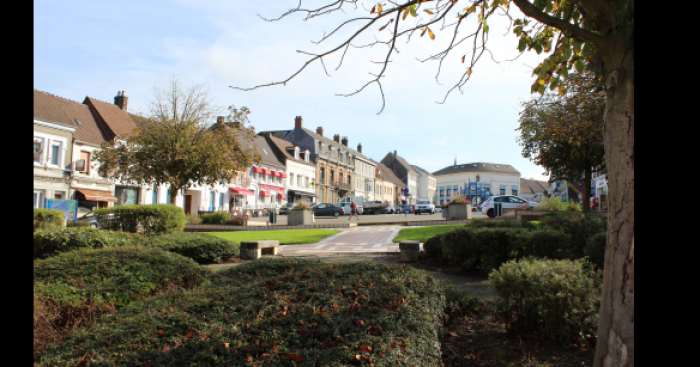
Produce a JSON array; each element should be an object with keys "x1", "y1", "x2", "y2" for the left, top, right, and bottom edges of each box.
[{"x1": 511, "y1": 0, "x2": 607, "y2": 47}]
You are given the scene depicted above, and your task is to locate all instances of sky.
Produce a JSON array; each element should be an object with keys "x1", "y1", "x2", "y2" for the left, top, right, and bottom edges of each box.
[{"x1": 34, "y1": 0, "x2": 551, "y2": 181}]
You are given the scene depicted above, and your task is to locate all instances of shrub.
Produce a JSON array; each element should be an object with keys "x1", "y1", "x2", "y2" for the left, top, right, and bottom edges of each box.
[
  {"x1": 33, "y1": 227, "x2": 146, "y2": 258},
  {"x1": 34, "y1": 208, "x2": 64, "y2": 232},
  {"x1": 148, "y1": 232, "x2": 240, "y2": 264},
  {"x1": 523, "y1": 229, "x2": 573, "y2": 259},
  {"x1": 490, "y1": 258, "x2": 601, "y2": 343},
  {"x1": 442, "y1": 227, "x2": 480, "y2": 269},
  {"x1": 584, "y1": 232, "x2": 607, "y2": 269},
  {"x1": 34, "y1": 247, "x2": 206, "y2": 356},
  {"x1": 534, "y1": 196, "x2": 568, "y2": 211},
  {"x1": 96, "y1": 203, "x2": 186, "y2": 236},
  {"x1": 476, "y1": 228, "x2": 531, "y2": 272},
  {"x1": 200, "y1": 211, "x2": 231, "y2": 224},
  {"x1": 226, "y1": 216, "x2": 246, "y2": 225},
  {"x1": 541, "y1": 212, "x2": 607, "y2": 256},
  {"x1": 186, "y1": 214, "x2": 202, "y2": 224},
  {"x1": 66, "y1": 221, "x2": 90, "y2": 228},
  {"x1": 37, "y1": 259, "x2": 448, "y2": 367},
  {"x1": 443, "y1": 285, "x2": 479, "y2": 317},
  {"x1": 467, "y1": 218, "x2": 536, "y2": 230},
  {"x1": 422, "y1": 234, "x2": 444, "y2": 259}
]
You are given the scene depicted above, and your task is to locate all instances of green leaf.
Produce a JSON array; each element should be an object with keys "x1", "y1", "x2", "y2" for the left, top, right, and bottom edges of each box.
[
  {"x1": 575, "y1": 60, "x2": 585, "y2": 73},
  {"x1": 483, "y1": 23, "x2": 489, "y2": 34},
  {"x1": 518, "y1": 38, "x2": 527, "y2": 52},
  {"x1": 409, "y1": 5, "x2": 417, "y2": 17},
  {"x1": 535, "y1": 43, "x2": 543, "y2": 55},
  {"x1": 549, "y1": 78, "x2": 559, "y2": 91}
]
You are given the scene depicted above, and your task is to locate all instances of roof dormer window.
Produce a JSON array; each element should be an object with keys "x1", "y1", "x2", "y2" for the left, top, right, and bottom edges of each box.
[
  {"x1": 304, "y1": 150, "x2": 310, "y2": 163},
  {"x1": 294, "y1": 147, "x2": 300, "y2": 159}
]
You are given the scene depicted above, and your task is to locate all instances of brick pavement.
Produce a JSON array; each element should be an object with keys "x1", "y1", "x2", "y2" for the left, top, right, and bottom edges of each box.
[{"x1": 277, "y1": 226, "x2": 405, "y2": 255}]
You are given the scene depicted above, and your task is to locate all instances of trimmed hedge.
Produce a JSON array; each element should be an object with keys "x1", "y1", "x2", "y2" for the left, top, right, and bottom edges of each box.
[
  {"x1": 38, "y1": 258, "x2": 449, "y2": 367},
  {"x1": 33, "y1": 227, "x2": 146, "y2": 258},
  {"x1": 422, "y1": 233, "x2": 444, "y2": 259},
  {"x1": 540, "y1": 212, "x2": 607, "y2": 256},
  {"x1": 467, "y1": 218, "x2": 536, "y2": 230},
  {"x1": 34, "y1": 208, "x2": 64, "y2": 232},
  {"x1": 200, "y1": 211, "x2": 231, "y2": 224},
  {"x1": 96, "y1": 203, "x2": 186, "y2": 236},
  {"x1": 584, "y1": 232, "x2": 607, "y2": 269},
  {"x1": 149, "y1": 232, "x2": 240, "y2": 264},
  {"x1": 442, "y1": 227, "x2": 479, "y2": 269},
  {"x1": 66, "y1": 221, "x2": 90, "y2": 228},
  {"x1": 490, "y1": 258, "x2": 601, "y2": 343}
]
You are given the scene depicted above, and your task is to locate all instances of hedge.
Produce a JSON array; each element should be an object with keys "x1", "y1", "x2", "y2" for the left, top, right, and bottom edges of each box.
[
  {"x1": 200, "y1": 211, "x2": 231, "y2": 224},
  {"x1": 149, "y1": 232, "x2": 240, "y2": 264},
  {"x1": 95, "y1": 203, "x2": 186, "y2": 236},
  {"x1": 584, "y1": 232, "x2": 607, "y2": 269},
  {"x1": 422, "y1": 233, "x2": 444, "y2": 259},
  {"x1": 540, "y1": 212, "x2": 607, "y2": 256},
  {"x1": 467, "y1": 218, "x2": 536, "y2": 230},
  {"x1": 490, "y1": 258, "x2": 601, "y2": 343},
  {"x1": 38, "y1": 258, "x2": 449, "y2": 367},
  {"x1": 66, "y1": 221, "x2": 90, "y2": 228},
  {"x1": 33, "y1": 227, "x2": 146, "y2": 258},
  {"x1": 34, "y1": 208, "x2": 64, "y2": 232}
]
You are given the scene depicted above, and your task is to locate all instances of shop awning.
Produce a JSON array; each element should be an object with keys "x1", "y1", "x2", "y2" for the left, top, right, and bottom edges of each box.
[
  {"x1": 272, "y1": 171, "x2": 282, "y2": 177},
  {"x1": 230, "y1": 188, "x2": 254, "y2": 196},
  {"x1": 288, "y1": 190, "x2": 317, "y2": 197},
  {"x1": 277, "y1": 193, "x2": 287, "y2": 199},
  {"x1": 279, "y1": 172, "x2": 288, "y2": 178},
  {"x1": 259, "y1": 190, "x2": 271, "y2": 197},
  {"x1": 252, "y1": 166, "x2": 263, "y2": 173},
  {"x1": 500, "y1": 185, "x2": 506, "y2": 190},
  {"x1": 262, "y1": 168, "x2": 271, "y2": 175},
  {"x1": 512, "y1": 186, "x2": 519, "y2": 191},
  {"x1": 76, "y1": 188, "x2": 117, "y2": 202}
]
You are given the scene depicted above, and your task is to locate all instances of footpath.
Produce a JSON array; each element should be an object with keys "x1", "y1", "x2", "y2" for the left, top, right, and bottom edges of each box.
[{"x1": 204, "y1": 225, "x2": 495, "y2": 300}]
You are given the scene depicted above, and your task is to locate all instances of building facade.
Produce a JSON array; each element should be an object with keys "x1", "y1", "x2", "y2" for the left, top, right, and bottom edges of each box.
[
  {"x1": 432, "y1": 162, "x2": 521, "y2": 206},
  {"x1": 375, "y1": 163, "x2": 405, "y2": 205},
  {"x1": 411, "y1": 165, "x2": 437, "y2": 203},
  {"x1": 380, "y1": 151, "x2": 419, "y2": 205},
  {"x1": 519, "y1": 178, "x2": 549, "y2": 202},
  {"x1": 265, "y1": 134, "x2": 317, "y2": 204}
]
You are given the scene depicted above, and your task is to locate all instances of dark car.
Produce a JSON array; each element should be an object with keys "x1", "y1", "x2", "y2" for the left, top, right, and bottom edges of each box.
[
  {"x1": 278, "y1": 203, "x2": 294, "y2": 215},
  {"x1": 397, "y1": 204, "x2": 413, "y2": 214},
  {"x1": 312, "y1": 203, "x2": 344, "y2": 218},
  {"x1": 77, "y1": 211, "x2": 102, "y2": 228}
]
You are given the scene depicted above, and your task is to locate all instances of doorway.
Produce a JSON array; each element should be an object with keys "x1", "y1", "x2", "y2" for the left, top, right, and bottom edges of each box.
[{"x1": 185, "y1": 195, "x2": 192, "y2": 215}]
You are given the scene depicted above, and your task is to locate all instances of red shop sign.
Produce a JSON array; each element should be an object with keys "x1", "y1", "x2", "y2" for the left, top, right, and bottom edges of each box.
[{"x1": 260, "y1": 184, "x2": 284, "y2": 192}]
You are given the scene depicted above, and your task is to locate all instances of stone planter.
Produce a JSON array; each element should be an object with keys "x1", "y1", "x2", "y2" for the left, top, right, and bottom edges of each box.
[
  {"x1": 441, "y1": 209, "x2": 449, "y2": 219},
  {"x1": 288, "y1": 209, "x2": 313, "y2": 225},
  {"x1": 446, "y1": 203, "x2": 472, "y2": 220}
]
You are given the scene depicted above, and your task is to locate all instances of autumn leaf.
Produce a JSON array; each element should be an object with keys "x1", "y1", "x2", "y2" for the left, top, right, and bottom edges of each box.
[
  {"x1": 223, "y1": 342, "x2": 229, "y2": 348},
  {"x1": 247, "y1": 355, "x2": 253, "y2": 363},
  {"x1": 420, "y1": 27, "x2": 428, "y2": 37},
  {"x1": 428, "y1": 27, "x2": 435, "y2": 40},
  {"x1": 377, "y1": 4, "x2": 383, "y2": 15},
  {"x1": 424, "y1": 9, "x2": 434, "y2": 15},
  {"x1": 361, "y1": 345, "x2": 372, "y2": 352},
  {"x1": 462, "y1": 55, "x2": 466, "y2": 63},
  {"x1": 157, "y1": 329, "x2": 164, "y2": 337},
  {"x1": 467, "y1": 68, "x2": 472, "y2": 75},
  {"x1": 161, "y1": 344, "x2": 170, "y2": 353},
  {"x1": 448, "y1": 331, "x2": 459, "y2": 337},
  {"x1": 187, "y1": 332, "x2": 193, "y2": 338},
  {"x1": 287, "y1": 353, "x2": 304, "y2": 362},
  {"x1": 370, "y1": 5, "x2": 376, "y2": 14}
]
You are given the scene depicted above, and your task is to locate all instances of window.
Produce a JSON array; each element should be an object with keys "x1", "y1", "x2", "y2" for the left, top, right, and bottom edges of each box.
[
  {"x1": 446, "y1": 188, "x2": 451, "y2": 196},
  {"x1": 50, "y1": 141, "x2": 62, "y2": 166},
  {"x1": 305, "y1": 150, "x2": 310, "y2": 163},
  {"x1": 34, "y1": 190, "x2": 43, "y2": 208},
  {"x1": 500, "y1": 188, "x2": 506, "y2": 195},
  {"x1": 347, "y1": 174, "x2": 351, "y2": 185},
  {"x1": 509, "y1": 197, "x2": 525, "y2": 203},
  {"x1": 297, "y1": 174, "x2": 301, "y2": 187},
  {"x1": 80, "y1": 151, "x2": 91, "y2": 174},
  {"x1": 305, "y1": 177, "x2": 309, "y2": 188},
  {"x1": 152, "y1": 189, "x2": 158, "y2": 204},
  {"x1": 512, "y1": 190, "x2": 518, "y2": 196},
  {"x1": 34, "y1": 138, "x2": 44, "y2": 163},
  {"x1": 330, "y1": 170, "x2": 334, "y2": 185},
  {"x1": 290, "y1": 173, "x2": 295, "y2": 186},
  {"x1": 320, "y1": 167, "x2": 325, "y2": 184},
  {"x1": 219, "y1": 194, "x2": 224, "y2": 209}
]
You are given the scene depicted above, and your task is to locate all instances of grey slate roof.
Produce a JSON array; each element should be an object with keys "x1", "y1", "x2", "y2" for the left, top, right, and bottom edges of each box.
[
  {"x1": 432, "y1": 162, "x2": 520, "y2": 176},
  {"x1": 301, "y1": 127, "x2": 373, "y2": 163},
  {"x1": 377, "y1": 163, "x2": 406, "y2": 187},
  {"x1": 411, "y1": 165, "x2": 434, "y2": 177},
  {"x1": 257, "y1": 130, "x2": 291, "y2": 139}
]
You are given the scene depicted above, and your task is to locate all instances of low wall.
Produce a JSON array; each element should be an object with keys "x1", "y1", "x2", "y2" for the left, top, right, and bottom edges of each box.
[{"x1": 184, "y1": 223, "x2": 355, "y2": 232}]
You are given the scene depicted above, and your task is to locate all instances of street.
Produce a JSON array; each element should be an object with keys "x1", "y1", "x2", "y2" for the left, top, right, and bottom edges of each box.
[{"x1": 247, "y1": 210, "x2": 486, "y2": 225}]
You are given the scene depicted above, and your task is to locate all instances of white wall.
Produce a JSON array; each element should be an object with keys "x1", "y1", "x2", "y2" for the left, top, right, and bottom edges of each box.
[
  {"x1": 286, "y1": 159, "x2": 315, "y2": 202},
  {"x1": 435, "y1": 171, "x2": 521, "y2": 201}
]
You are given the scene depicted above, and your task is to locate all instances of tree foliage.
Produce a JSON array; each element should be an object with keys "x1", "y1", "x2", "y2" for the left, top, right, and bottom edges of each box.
[
  {"x1": 95, "y1": 76, "x2": 261, "y2": 203},
  {"x1": 517, "y1": 71, "x2": 605, "y2": 211}
]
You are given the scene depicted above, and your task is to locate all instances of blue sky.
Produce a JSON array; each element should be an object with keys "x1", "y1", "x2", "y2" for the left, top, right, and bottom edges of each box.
[{"x1": 34, "y1": 0, "x2": 551, "y2": 181}]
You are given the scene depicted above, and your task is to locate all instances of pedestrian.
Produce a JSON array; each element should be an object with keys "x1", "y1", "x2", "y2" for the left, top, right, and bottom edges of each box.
[{"x1": 348, "y1": 200, "x2": 359, "y2": 220}]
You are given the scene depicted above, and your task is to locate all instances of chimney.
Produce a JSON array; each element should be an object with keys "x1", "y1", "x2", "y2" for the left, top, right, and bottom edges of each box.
[
  {"x1": 114, "y1": 90, "x2": 128, "y2": 111},
  {"x1": 316, "y1": 126, "x2": 324, "y2": 136},
  {"x1": 357, "y1": 143, "x2": 362, "y2": 153},
  {"x1": 217, "y1": 116, "x2": 225, "y2": 125},
  {"x1": 341, "y1": 136, "x2": 348, "y2": 147},
  {"x1": 333, "y1": 134, "x2": 340, "y2": 143},
  {"x1": 376, "y1": 168, "x2": 381, "y2": 179},
  {"x1": 295, "y1": 116, "x2": 303, "y2": 128}
]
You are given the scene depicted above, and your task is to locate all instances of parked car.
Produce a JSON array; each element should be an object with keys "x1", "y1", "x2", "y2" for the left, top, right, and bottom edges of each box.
[
  {"x1": 278, "y1": 203, "x2": 294, "y2": 215},
  {"x1": 590, "y1": 197, "x2": 599, "y2": 210},
  {"x1": 481, "y1": 196, "x2": 537, "y2": 218},
  {"x1": 397, "y1": 204, "x2": 413, "y2": 214},
  {"x1": 434, "y1": 206, "x2": 442, "y2": 213},
  {"x1": 336, "y1": 202, "x2": 353, "y2": 215},
  {"x1": 77, "y1": 211, "x2": 102, "y2": 228},
  {"x1": 337, "y1": 196, "x2": 364, "y2": 214},
  {"x1": 414, "y1": 200, "x2": 435, "y2": 215},
  {"x1": 311, "y1": 203, "x2": 344, "y2": 218},
  {"x1": 385, "y1": 204, "x2": 398, "y2": 214}
]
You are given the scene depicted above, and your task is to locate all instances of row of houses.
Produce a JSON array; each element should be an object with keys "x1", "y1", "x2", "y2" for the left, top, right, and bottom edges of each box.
[{"x1": 34, "y1": 88, "x2": 552, "y2": 216}]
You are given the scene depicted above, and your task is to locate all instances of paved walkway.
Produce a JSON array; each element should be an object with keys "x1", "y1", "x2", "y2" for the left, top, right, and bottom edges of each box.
[{"x1": 277, "y1": 226, "x2": 404, "y2": 255}]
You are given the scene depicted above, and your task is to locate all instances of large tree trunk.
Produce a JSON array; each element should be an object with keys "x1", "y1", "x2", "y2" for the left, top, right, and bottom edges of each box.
[
  {"x1": 593, "y1": 44, "x2": 634, "y2": 367},
  {"x1": 169, "y1": 187, "x2": 178, "y2": 205},
  {"x1": 581, "y1": 166, "x2": 592, "y2": 213}
]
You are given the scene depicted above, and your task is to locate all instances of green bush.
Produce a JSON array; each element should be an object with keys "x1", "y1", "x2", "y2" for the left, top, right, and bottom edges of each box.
[
  {"x1": 443, "y1": 285, "x2": 479, "y2": 317},
  {"x1": 441, "y1": 227, "x2": 479, "y2": 269},
  {"x1": 422, "y1": 233, "x2": 444, "y2": 258},
  {"x1": 475, "y1": 228, "x2": 531, "y2": 272},
  {"x1": 584, "y1": 232, "x2": 607, "y2": 268},
  {"x1": 467, "y1": 218, "x2": 536, "y2": 230},
  {"x1": 200, "y1": 211, "x2": 231, "y2": 224},
  {"x1": 226, "y1": 216, "x2": 247, "y2": 225},
  {"x1": 38, "y1": 259, "x2": 448, "y2": 367},
  {"x1": 66, "y1": 221, "x2": 90, "y2": 228},
  {"x1": 541, "y1": 212, "x2": 607, "y2": 256},
  {"x1": 523, "y1": 229, "x2": 573, "y2": 259},
  {"x1": 186, "y1": 214, "x2": 202, "y2": 224},
  {"x1": 33, "y1": 227, "x2": 146, "y2": 258},
  {"x1": 149, "y1": 232, "x2": 240, "y2": 264},
  {"x1": 34, "y1": 208, "x2": 64, "y2": 232},
  {"x1": 490, "y1": 258, "x2": 601, "y2": 343},
  {"x1": 96, "y1": 203, "x2": 186, "y2": 236},
  {"x1": 534, "y1": 196, "x2": 569, "y2": 211}
]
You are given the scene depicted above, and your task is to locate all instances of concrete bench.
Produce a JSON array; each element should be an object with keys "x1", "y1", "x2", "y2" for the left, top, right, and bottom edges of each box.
[
  {"x1": 240, "y1": 240, "x2": 279, "y2": 260},
  {"x1": 399, "y1": 240, "x2": 421, "y2": 262}
]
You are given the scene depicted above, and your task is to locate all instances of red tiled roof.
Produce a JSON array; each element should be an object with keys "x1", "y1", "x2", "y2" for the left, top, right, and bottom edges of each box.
[
  {"x1": 33, "y1": 90, "x2": 76, "y2": 127},
  {"x1": 84, "y1": 96, "x2": 137, "y2": 138},
  {"x1": 53, "y1": 95, "x2": 110, "y2": 146}
]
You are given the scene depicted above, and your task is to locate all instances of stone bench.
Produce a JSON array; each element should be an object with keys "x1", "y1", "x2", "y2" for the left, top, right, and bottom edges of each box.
[
  {"x1": 399, "y1": 240, "x2": 421, "y2": 262},
  {"x1": 240, "y1": 240, "x2": 279, "y2": 260}
]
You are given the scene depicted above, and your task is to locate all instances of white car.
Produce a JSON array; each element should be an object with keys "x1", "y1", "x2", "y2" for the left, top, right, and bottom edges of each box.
[
  {"x1": 481, "y1": 195, "x2": 537, "y2": 218},
  {"x1": 414, "y1": 200, "x2": 436, "y2": 215},
  {"x1": 336, "y1": 202, "x2": 352, "y2": 215}
]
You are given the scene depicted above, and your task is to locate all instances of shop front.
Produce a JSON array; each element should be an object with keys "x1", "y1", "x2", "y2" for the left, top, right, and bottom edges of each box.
[
  {"x1": 75, "y1": 188, "x2": 118, "y2": 216},
  {"x1": 229, "y1": 187, "x2": 254, "y2": 215}
]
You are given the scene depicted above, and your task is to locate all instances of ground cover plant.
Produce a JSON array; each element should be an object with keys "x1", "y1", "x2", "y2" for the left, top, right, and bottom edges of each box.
[
  {"x1": 34, "y1": 208, "x2": 64, "y2": 232},
  {"x1": 34, "y1": 247, "x2": 206, "y2": 356},
  {"x1": 33, "y1": 227, "x2": 146, "y2": 259},
  {"x1": 149, "y1": 232, "x2": 240, "y2": 264},
  {"x1": 392, "y1": 225, "x2": 463, "y2": 243},
  {"x1": 38, "y1": 258, "x2": 449, "y2": 366},
  {"x1": 208, "y1": 229, "x2": 340, "y2": 245}
]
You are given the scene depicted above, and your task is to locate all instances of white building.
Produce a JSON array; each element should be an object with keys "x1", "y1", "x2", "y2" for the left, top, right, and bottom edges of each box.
[
  {"x1": 432, "y1": 162, "x2": 521, "y2": 207},
  {"x1": 265, "y1": 134, "x2": 317, "y2": 204},
  {"x1": 411, "y1": 165, "x2": 437, "y2": 204},
  {"x1": 380, "y1": 151, "x2": 419, "y2": 205},
  {"x1": 519, "y1": 178, "x2": 549, "y2": 202}
]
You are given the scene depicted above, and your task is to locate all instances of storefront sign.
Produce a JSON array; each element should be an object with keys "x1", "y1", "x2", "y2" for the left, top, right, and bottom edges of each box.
[
  {"x1": 260, "y1": 184, "x2": 284, "y2": 192},
  {"x1": 46, "y1": 199, "x2": 78, "y2": 221}
]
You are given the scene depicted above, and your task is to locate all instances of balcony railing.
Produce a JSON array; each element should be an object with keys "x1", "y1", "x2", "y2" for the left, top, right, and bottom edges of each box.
[{"x1": 336, "y1": 182, "x2": 351, "y2": 191}]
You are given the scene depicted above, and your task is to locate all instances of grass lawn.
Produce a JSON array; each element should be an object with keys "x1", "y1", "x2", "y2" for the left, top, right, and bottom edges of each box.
[
  {"x1": 392, "y1": 224, "x2": 464, "y2": 243},
  {"x1": 208, "y1": 229, "x2": 340, "y2": 245}
]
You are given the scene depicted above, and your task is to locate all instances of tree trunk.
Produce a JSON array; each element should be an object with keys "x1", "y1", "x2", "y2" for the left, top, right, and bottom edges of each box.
[
  {"x1": 169, "y1": 187, "x2": 178, "y2": 205},
  {"x1": 581, "y1": 166, "x2": 592, "y2": 213},
  {"x1": 593, "y1": 44, "x2": 634, "y2": 367}
]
